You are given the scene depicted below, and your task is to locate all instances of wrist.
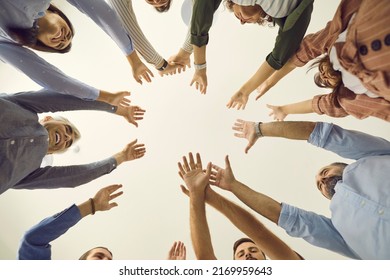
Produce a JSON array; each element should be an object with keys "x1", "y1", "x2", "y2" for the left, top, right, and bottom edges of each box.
[
  {"x1": 194, "y1": 62, "x2": 207, "y2": 71},
  {"x1": 157, "y1": 59, "x2": 168, "y2": 71},
  {"x1": 126, "y1": 51, "x2": 142, "y2": 68},
  {"x1": 254, "y1": 122, "x2": 263, "y2": 138},
  {"x1": 114, "y1": 152, "x2": 125, "y2": 165}
]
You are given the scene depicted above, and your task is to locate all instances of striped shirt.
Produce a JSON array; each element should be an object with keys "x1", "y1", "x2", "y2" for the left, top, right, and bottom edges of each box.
[
  {"x1": 232, "y1": 0, "x2": 299, "y2": 18},
  {"x1": 109, "y1": 0, "x2": 164, "y2": 68}
]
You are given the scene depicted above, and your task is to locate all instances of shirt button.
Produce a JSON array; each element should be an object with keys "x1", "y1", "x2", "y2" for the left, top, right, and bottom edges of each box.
[
  {"x1": 30, "y1": 139, "x2": 34, "y2": 143},
  {"x1": 371, "y1": 40, "x2": 382, "y2": 51},
  {"x1": 360, "y1": 201, "x2": 365, "y2": 206},
  {"x1": 10, "y1": 140, "x2": 15, "y2": 145},
  {"x1": 385, "y1": 34, "x2": 390, "y2": 46},
  {"x1": 359, "y1": 45, "x2": 368, "y2": 55},
  {"x1": 378, "y1": 209, "x2": 384, "y2": 215}
]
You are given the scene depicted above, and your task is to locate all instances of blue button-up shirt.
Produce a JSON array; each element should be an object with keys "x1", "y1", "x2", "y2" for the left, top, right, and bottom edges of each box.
[
  {"x1": 0, "y1": 90, "x2": 118, "y2": 195},
  {"x1": 18, "y1": 204, "x2": 82, "y2": 260},
  {"x1": 0, "y1": 0, "x2": 134, "y2": 100},
  {"x1": 279, "y1": 122, "x2": 390, "y2": 259}
]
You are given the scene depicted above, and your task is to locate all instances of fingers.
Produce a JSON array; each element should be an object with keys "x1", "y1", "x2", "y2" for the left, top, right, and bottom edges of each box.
[
  {"x1": 189, "y1": 152, "x2": 196, "y2": 169},
  {"x1": 104, "y1": 184, "x2": 123, "y2": 193},
  {"x1": 128, "y1": 139, "x2": 138, "y2": 146},
  {"x1": 196, "y1": 153, "x2": 203, "y2": 170},
  {"x1": 109, "y1": 191, "x2": 123, "y2": 200},
  {"x1": 133, "y1": 144, "x2": 146, "y2": 159},
  {"x1": 180, "y1": 185, "x2": 189, "y2": 196},
  {"x1": 178, "y1": 162, "x2": 185, "y2": 177},
  {"x1": 205, "y1": 162, "x2": 212, "y2": 176},
  {"x1": 108, "y1": 202, "x2": 118, "y2": 210},
  {"x1": 183, "y1": 156, "x2": 190, "y2": 172}
]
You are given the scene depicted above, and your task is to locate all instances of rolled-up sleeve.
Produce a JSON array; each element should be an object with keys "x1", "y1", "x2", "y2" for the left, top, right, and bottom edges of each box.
[{"x1": 190, "y1": 0, "x2": 222, "y2": 47}]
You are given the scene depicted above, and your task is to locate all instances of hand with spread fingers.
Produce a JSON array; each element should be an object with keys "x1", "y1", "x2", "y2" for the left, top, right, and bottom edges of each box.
[
  {"x1": 209, "y1": 155, "x2": 237, "y2": 192},
  {"x1": 168, "y1": 49, "x2": 191, "y2": 72},
  {"x1": 133, "y1": 62, "x2": 154, "y2": 85},
  {"x1": 167, "y1": 241, "x2": 187, "y2": 260},
  {"x1": 178, "y1": 152, "x2": 212, "y2": 194},
  {"x1": 114, "y1": 139, "x2": 146, "y2": 165},
  {"x1": 97, "y1": 91, "x2": 131, "y2": 107},
  {"x1": 233, "y1": 119, "x2": 261, "y2": 154},
  {"x1": 116, "y1": 105, "x2": 146, "y2": 127},
  {"x1": 93, "y1": 184, "x2": 123, "y2": 212},
  {"x1": 190, "y1": 70, "x2": 207, "y2": 94},
  {"x1": 226, "y1": 91, "x2": 249, "y2": 110},
  {"x1": 159, "y1": 63, "x2": 187, "y2": 77},
  {"x1": 267, "y1": 104, "x2": 287, "y2": 121}
]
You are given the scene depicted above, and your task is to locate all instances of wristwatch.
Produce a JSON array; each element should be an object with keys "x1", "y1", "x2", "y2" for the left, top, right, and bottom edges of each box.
[{"x1": 158, "y1": 60, "x2": 168, "y2": 71}]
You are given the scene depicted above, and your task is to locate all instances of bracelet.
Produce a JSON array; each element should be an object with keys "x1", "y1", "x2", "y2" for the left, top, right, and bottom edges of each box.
[
  {"x1": 157, "y1": 59, "x2": 168, "y2": 71},
  {"x1": 194, "y1": 62, "x2": 207, "y2": 70},
  {"x1": 254, "y1": 122, "x2": 263, "y2": 138},
  {"x1": 89, "y1": 198, "x2": 96, "y2": 215}
]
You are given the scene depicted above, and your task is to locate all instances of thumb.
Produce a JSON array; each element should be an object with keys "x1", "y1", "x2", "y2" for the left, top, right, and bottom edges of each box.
[
  {"x1": 180, "y1": 185, "x2": 189, "y2": 197},
  {"x1": 245, "y1": 144, "x2": 252, "y2": 154},
  {"x1": 225, "y1": 155, "x2": 231, "y2": 168},
  {"x1": 205, "y1": 162, "x2": 212, "y2": 176}
]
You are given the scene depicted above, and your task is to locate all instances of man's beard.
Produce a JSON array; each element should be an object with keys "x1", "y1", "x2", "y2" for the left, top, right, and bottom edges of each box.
[{"x1": 323, "y1": 176, "x2": 342, "y2": 198}]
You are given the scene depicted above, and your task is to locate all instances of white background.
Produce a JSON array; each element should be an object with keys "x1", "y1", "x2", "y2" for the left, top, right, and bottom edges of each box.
[{"x1": 0, "y1": 0, "x2": 389, "y2": 260}]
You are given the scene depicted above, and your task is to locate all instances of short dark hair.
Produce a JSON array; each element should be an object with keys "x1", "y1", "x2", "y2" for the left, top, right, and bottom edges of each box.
[
  {"x1": 155, "y1": 0, "x2": 172, "y2": 13},
  {"x1": 7, "y1": 4, "x2": 74, "y2": 53},
  {"x1": 233, "y1": 238, "x2": 266, "y2": 259},
  {"x1": 78, "y1": 246, "x2": 113, "y2": 260}
]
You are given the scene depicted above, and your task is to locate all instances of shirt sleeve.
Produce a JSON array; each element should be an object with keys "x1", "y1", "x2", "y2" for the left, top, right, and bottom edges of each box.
[
  {"x1": 3, "y1": 89, "x2": 117, "y2": 114},
  {"x1": 66, "y1": 0, "x2": 134, "y2": 55},
  {"x1": 108, "y1": 0, "x2": 163, "y2": 67},
  {"x1": 312, "y1": 86, "x2": 390, "y2": 121},
  {"x1": 13, "y1": 157, "x2": 117, "y2": 191},
  {"x1": 308, "y1": 122, "x2": 390, "y2": 160},
  {"x1": 291, "y1": 0, "x2": 358, "y2": 67},
  {"x1": 182, "y1": 27, "x2": 194, "y2": 54},
  {"x1": 190, "y1": 0, "x2": 222, "y2": 47},
  {"x1": 267, "y1": 2, "x2": 313, "y2": 70},
  {"x1": 278, "y1": 203, "x2": 360, "y2": 259},
  {"x1": 18, "y1": 205, "x2": 81, "y2": 260},
  {"x1": 0, "y1": 42, "x2": 99, "y2": 100}
]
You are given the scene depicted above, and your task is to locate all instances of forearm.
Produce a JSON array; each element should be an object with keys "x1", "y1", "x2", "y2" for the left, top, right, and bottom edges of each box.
[
  {"x1": 109, "y1": 0, "x2": 164, "y2": 67},
  {"x1": 240, "y1": 61, "x2": 276, "y2": 95},
  {"x1": 260, "y1": 121, "x2": 316, "y2": 140},
  {"x1": 230, "y1": 181, "x2": 281, "y2": 224},
  {"x1": 193, "y1": 45, "x2": 206, "y2": 65},
  {"x1": 190, "y1": 193, "x2": 217, "y2": 260},
  {"x1": 7, "y1": 90, "x2": 116, "y2": 114},
  {"x1": 78, "y1": 199, "x2": 94, "y2": 218},
  {"x1": 282, "y1": 99, "x2": 314, "y2": 115}
]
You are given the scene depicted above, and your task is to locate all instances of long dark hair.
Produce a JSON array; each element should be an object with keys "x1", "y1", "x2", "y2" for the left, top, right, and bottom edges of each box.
[
  {"x1": 7, "y1": 4, "x2": 74, "y2": 53},
  {"x1": 224, "y1": 0, "x2": 273, "y2": 25},
  {"x1": 309, "y1": 54, "x2": 342, "y2": 92}
]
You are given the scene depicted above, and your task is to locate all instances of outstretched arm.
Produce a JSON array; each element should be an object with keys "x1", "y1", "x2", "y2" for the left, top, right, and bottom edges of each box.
[
  {"x1": 210, "y1": 156, "x2": 282, "y2": 225},
  {"x1": 233, "y1": 119, "x2": 316, "y2": 153},
  {"x1": 18, "y1": 184, "x2": 123, "y2": 260},
  {"x1": 267, "y1": 99, "x2": 314, "y2": 121},
  {"x1": 181, "y1": 185, "x2": 300, "y2": 260},
  {"x1": 14, "y1": 139, "x2": 146, "y2": 191},
  {"x1": 178, "y1": 153, "x2": 216, "y2": 260}
]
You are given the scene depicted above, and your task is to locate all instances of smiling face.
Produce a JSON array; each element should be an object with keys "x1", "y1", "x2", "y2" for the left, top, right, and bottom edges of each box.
[
  {"x1": 36, "y1": 11, "x2": 72, "y2": 50},
  {"x1": 41, "y1": 116, "x2": 79, "y2": 154},
  {"x1": 232, "y1": 4, "x2": 263, "y2": 25},
  {"x1": 315, "y1": 164, "x2": 345, "y2": 200},
  {"x1": 234, "y1": 242, "x2": 265, "y2": 260}
]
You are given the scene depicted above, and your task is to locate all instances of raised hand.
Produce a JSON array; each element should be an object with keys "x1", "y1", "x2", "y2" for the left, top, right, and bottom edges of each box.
[
  {"x1": 159, "y1": 63, "x2": 187, "y2": 76},
  {"x1": 233, "y1": 119, "x2": 260, "y2": 154},
  {"x1": 168, "y1": 48, "x2": 191, "y2": 71},
  {"x1": 267, "y1": 104, "x2": 287, "y2": 121},
  {"x1": 133, "y1": 62, "x2": 154, "y2": 84},
  {"x1": 117, "y1": 105, "x2": 146, "y2": 127},
  {"x1": 167, "y1": 241, "x2": 186, "y2": 260},
  {"x1": 93, "y1": 184, "x2": 123, "y2": 212},
  {"x1": 98, "y1": 91, "x2": 131, "y2": 107},
  {"x1": 190, "y1": 70, "x2": 207, "y2": 94},
  {"x1": 226, "y1": 91, "x2": 249, "y2": 110},
  {"x1": 115, "y1": 139, "x2": 146, "y2": 165},
  {"x1": 178, "y1": 152, "x2": 211, "y2": 194},
  {"x1": 209, "y1": 155, "x2": 236, "y2": 191}
]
